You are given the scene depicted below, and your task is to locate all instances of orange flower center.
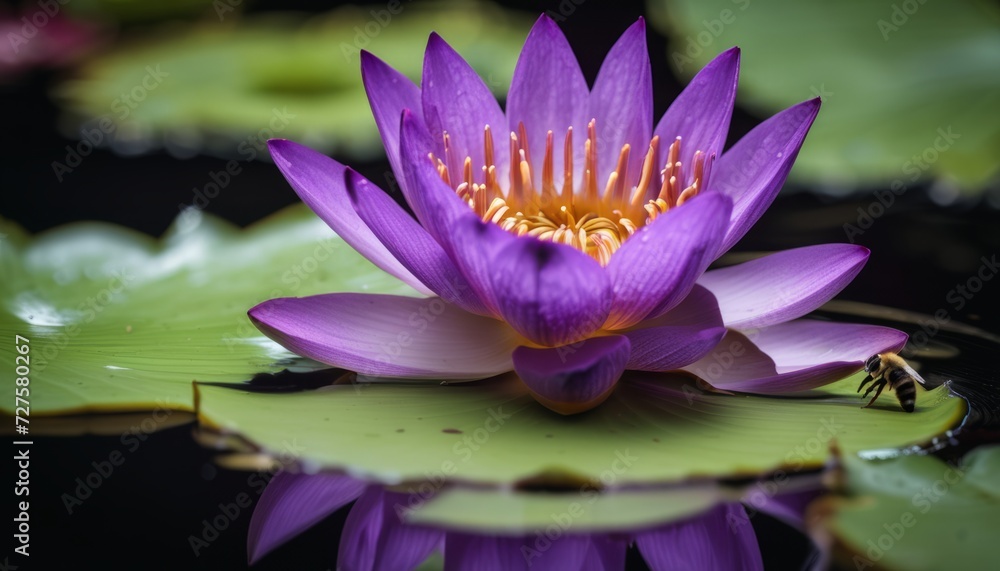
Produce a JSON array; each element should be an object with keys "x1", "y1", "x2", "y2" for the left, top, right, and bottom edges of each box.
[{"x1": 432, "y1": 120, "x2": 708, "y2": 265}]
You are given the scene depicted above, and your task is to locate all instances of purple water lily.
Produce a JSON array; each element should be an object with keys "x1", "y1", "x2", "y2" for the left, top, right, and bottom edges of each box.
[
  {"x1": 250, "y1": 16, "x2": 906, "y2": 414},
  {"x1": 247, "y1": 471, "x2": 818, "y2": 569}
]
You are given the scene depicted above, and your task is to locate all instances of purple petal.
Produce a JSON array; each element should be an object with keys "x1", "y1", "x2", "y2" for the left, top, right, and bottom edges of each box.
[
  {"x1": 492, "y1": 238, "x2": 611, "y2": 347},
  {"x1": 605, "y1": 192, "x2": 732, "y2": 329},
  {"x1": 624, "y1": 286, "x2": 727, "y2": 372},
  {"x1": 653, "y1": 47, "x2": 739, "y2": 180},
  {"x1": 345, "y1": 168, "x2": 489, "y2": 316},
  {"x1": 249, "y1": 293, "x2": 517, "y2": 379},
  {"x1": 512, "y1": 335, "x2": 630, "y2": 415},
  {"x1": 444, "y1": 532, "x2": 592, "y2": 571},
  {"x1": 683, "y1": 321, "x2": 908, "y2": 393},
  {"x1": 440, "y1": 215, "x2": 512, "y2": 317},
  {"x1": 634, "y1": 284, "x2": 725, "y2": 328},
  {"x1": 506, "y1": 15, "x2": 589, "y2": 189},
  {"x1": 339, "y1": 487, "x2": 443, "y2": 571},
  {"x1": 248, "y1": 472, "x2": 365, "y2": 564},
  {"x1": 360, "y1": 51, "x2": 423, "y2": 195},
  {"x1": 711, "y1": 99, "x2": 821, "y2": 257},
  {"x1": 398, "y1": 111, "x2": 506, "y2": 316},
  {"x1": 590, "y1": 19, "x2": 652, "y2": 187},
  {"x1": 267, "y1": 139, "x2": 431, "y2": 295},
  {"x1": 698, "y1": 244, "x2": 869, "y2": 330},
  {"x1": 625, "y1": 324, "x2": 725, "y2": 373},
  {"x1": 636, "y1": 503, "x2": 763, "y2": 571},
  {"x1": 422, "y1": 33, "x2": 508, "y2": 187}
]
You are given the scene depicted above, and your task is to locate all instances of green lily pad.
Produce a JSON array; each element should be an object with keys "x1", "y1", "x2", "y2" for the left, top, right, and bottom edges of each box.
[
  {"x1": 0, "y1": 205, "x2": 414, "y2": 416},
  {"x1": 819, "y1": 446, "x2": 1000, "y2": 570},
  {"x1": 195, "y1": 373, "x2": 964, "y2": 487},
  {"x1": 65, "y1": 0, "x2": 220, "y2": 23},
  {"x1": 648, "y1": 0, "x2": 1000, "y2": 192},
  {"x1": 55, "y1": 1, "x2": 530, "y2": 160},
  {"x1": 406, "y1": 485, "x2": 723, "y2": 534}
]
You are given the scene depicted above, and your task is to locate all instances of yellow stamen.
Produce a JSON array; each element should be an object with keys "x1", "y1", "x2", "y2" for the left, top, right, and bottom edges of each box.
[{"x1": 438, "y1": 121, "x2": 711, "y2": 265}]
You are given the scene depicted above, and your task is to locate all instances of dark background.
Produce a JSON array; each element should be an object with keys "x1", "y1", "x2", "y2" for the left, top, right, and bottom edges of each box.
[{"x1": 3, "y1": 0, "x2": 998, "y2": 569}]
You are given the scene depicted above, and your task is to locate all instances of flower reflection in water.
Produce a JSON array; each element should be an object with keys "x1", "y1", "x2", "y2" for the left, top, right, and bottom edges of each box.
[{"x1": 249, "y1": 471, "x2": 820, "y2": 570}]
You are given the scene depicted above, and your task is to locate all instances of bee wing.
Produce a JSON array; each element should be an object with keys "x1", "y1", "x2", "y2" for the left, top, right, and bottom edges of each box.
[{"x1": 904, "y1": 364, "x2": 927, "y2": 386}]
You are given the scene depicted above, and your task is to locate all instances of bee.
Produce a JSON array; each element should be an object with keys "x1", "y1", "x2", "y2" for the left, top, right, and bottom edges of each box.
[{"x1": 858, "y1": 352, "x2": 924, "y2": 412}]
